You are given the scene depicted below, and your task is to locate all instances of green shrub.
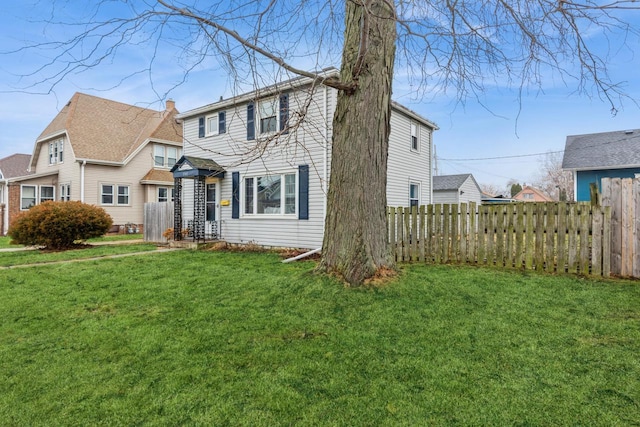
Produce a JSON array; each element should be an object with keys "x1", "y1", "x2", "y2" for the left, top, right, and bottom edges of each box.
[{"x1": 8, "y1": 201, "x2": 113, "y2": 249}]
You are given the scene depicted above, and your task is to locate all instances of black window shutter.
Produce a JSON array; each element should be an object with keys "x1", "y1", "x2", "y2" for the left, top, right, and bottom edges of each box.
[
  {"x1": 247, "y1": 103, "x2": 255, "y2": 140},
  {"x1": 198, "y1": 117, "x2": 205, "y2": 138},
  {"x1": 298, "y1": 164, "x2": 309, "y2": 220},
  {"x1": 218, "y1": 111, "x2": 226, "y2": 134},
  {"x1": 232, "y1": 172, "x2": 240, "y2": 219},
  {"x1": 279, "y1": 94, "x2": 289, "y2": 133}
]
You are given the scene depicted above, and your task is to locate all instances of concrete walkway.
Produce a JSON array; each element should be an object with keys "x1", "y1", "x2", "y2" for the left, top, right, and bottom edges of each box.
[{"x1": 0, "y1": 239, "x2": 183, "y2": 269}]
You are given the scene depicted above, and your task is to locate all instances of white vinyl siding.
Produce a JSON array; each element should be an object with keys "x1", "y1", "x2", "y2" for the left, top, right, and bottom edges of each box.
[
  {"x1": 180, "y1": 82, "x2": 434, "y2": 249},
  {"x1": 387, "y1": 112, "x2": 433, "y2": 207}
]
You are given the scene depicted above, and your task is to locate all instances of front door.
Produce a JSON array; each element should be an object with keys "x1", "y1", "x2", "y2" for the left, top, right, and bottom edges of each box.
[{"x1": 206, "y1": 183, "x2": 216, "y2": 222}]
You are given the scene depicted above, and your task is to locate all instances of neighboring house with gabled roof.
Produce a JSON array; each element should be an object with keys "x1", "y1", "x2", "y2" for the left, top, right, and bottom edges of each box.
[
  {"x1": 0, "y1": 153, "x2": 33, "y2": 235},
  {"x1": 432, "y1": 174, "x2": 482, "y2": 205},
  {"x1": 562, "y1": 128, "x2": 640, "y2": 201},
  {"x1": 173, "y1": 68, "x2": 438, "y2": 248},
  {"x1": 512, "y1": 185, "x2": 553, "y2": 202},
  {"x1": 6, "y1": 92, "x2": 182, "y2": 234}
]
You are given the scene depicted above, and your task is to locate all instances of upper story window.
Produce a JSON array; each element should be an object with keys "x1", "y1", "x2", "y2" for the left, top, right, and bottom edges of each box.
[
  {"x1": 205, "y1": 111, "x2": 227, "y2": 136},
  {"x1": 244, "y1": 172, "x2": 296, "y2": 215},
  {"x1": 410, "y1": 122, "x2": 419, "y2": 152},
  {"x1": 259, "y1": 99, "x2": 277, "y2": 134},
  {"x1": 48, "y1": 139, "x2": 64, "y2": 165},
  {"x1": 154, "y1": 145, "x2": 181, "y2": 168},
  {"x1": 247, "y1": 94, "x2": 289, "y2": 140}
]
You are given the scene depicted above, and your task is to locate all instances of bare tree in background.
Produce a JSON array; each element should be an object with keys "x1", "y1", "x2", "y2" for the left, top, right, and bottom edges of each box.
[
  {"x1": 534, "y1": 151, "x2": 575, "y2": 201},
  {"x1": 5, "y1": 0, "x2": 640, "y2": 285}
]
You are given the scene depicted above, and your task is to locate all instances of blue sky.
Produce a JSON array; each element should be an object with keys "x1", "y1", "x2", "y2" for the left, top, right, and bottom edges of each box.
[{"x1": 1, "y1": 1, "x2": 639, "y2": 191}]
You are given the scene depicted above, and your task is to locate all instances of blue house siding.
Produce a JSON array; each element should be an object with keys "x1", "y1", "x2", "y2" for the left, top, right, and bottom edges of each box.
[{"x1": 576, "y1": 168, "x2": 640, "y2": 201}]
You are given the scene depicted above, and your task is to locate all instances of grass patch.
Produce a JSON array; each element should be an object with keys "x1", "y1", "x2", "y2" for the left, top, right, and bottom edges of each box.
[
  {"x1": 85, "y1": 233, "x2": 143, "y2": 242},
  {"x1": 0, "y1": 243, "x2": 158, "y2": 267},
  {"x1": 0, "y1": 236, "x2": 21, "y2": 249},
  {"x1": 0, "y1": 251, "x2": 638, "y2": 425}
]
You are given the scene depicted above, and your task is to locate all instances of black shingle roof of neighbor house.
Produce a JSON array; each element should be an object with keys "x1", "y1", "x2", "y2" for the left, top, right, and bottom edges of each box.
[
  {"x1": 562, "y1": 129, "x2": 640, "y2": 170},
  {"x1": 433, "y1": 174, "x2": 472, "y2": 191}
]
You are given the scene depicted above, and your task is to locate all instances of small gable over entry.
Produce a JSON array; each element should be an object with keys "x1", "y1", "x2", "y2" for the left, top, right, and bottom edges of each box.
[{"x1": 170, "y1": 156, "x2": 226, "y2": 241}]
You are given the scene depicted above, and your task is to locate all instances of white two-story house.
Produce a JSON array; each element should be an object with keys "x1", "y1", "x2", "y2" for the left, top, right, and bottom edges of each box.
[{"x1": 173, "y1": 69, "x2": 437, "y2": 249}]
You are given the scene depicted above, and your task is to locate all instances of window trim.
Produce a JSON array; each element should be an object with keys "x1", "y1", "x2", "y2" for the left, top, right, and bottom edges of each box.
[
  {"x1": 410, "y1": 122, "x2": 419, "y2": 152},
  {"x1": 48, "y1": 139, "x2": 64, "y2": 165},
  {"x1": 40, "y1": 185, "x2": 55, "y2": 203},
  {"x1": 20, "y1": 185, "x2": 37, "y2": 210},
  {"x1": 153, "y1": 144, "x2": 181, "y2": 168},
  {"x1": 60, "y1": 183, "x2": 71, "y2": 201},
  {"x1": 409, "y1": 182, "x2": 420, "y2": 209},
  {"x1": 242, "y1": 172, "x2": 297, "y2": 216},
  {"x1": 101, "y1": 183, "x2": 131, "y2": 206}
]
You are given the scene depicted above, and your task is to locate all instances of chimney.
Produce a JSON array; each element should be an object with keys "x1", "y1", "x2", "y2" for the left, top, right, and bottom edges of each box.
[{"x1": 165, "y1": 99, "x2": 175, "y2": 111}]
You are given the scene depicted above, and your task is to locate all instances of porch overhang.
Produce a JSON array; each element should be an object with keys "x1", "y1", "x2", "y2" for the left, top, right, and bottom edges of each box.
[{"x1": 170, "y1": 155, "x2": 226, "y2": 179}]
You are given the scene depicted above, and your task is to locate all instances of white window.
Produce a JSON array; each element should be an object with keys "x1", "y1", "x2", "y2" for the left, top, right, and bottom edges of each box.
[
  {"x1": 101, "y1": 184, "x2": 130, "y2": 206},
  {"x1": 154, "y1": 145, "x2": 165, "y2": 167},
  {"x1": 158, "y1": 187, "x2": 174, "y2": 202},
  {"x1": 20, "y1": 185, "x2": 36, "y2": 210},
  {"x1": 117, "y1": 186, "x2": 130, "y2": 205},
  {"x1": 154, "y1": 145, "x2": 181, "y2": 168},
  {"x1": 244, "y1": 173, "x2": 296, "y2": 215},
  {"x1": 101, "y1": 185, "x2": 114, "y2": 205},
  {"x1": 205, "y1": 111, "x2": 226, "y2": 136},
  {"x1": 167, "y1": 147, "x2": 178, "y2": 168},
  {"x1": 409, "y1": 183, "x2": 420, "y2": 209},
  {"x1": 259, "y1": 99, "x2": 277, "y2": 134},
  {"x1": 40, "y1": 186, "x2": 55, "y2": 203},
  {"x1": 60, "y1": 184, "x2": 71, "y2": 201},
  {"x1": 48, "y1": 139, "x2": 64, "y2": 165},
  {"x1": 410, "y1": 122, "x2": 419, "y2": 151}
]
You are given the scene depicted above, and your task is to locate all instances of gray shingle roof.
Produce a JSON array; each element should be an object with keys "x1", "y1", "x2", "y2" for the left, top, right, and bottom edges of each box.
[
  {"x1": 562, "y1": 129, "x2": 640, "y2": 170},
  {"x1": 433, "y1": 174, "x2": 472, "y2": 191},
  {"x1": 0, "y1": 153, "x2": 33, "y2": 179}
]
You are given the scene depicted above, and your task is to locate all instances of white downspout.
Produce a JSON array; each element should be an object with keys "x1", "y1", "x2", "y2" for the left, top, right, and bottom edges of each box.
[
  {"x1": 282, "y1": 247, "x2": 322, "y2": 263},
  {"x1": 80, "y1": 160, "x2": 86, "y2": 202},
  {"x1": 573, "y1": 170, "x2": 578, "y2": 201}
]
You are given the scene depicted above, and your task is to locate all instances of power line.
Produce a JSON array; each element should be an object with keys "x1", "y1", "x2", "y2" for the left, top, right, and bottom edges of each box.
[{"x1": 439, "y1": 150, "x2": 564, "y2": 162}]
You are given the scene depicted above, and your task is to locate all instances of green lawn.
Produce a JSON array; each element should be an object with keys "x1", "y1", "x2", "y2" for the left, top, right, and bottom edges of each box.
[
  {"x1": 0, "y1": 233, "x2": 143, "y2": 249},
  {"x1": 0, "y1": 250, "x2": 638, "y2": 425},
  {"x1": 0, "y1": 243, "x2": 159, "y2": 267}
]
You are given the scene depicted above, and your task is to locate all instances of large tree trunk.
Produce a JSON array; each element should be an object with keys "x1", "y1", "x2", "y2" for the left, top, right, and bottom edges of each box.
[{"x1": 319, "y1": 0, "x2": 396, "y2": 286}]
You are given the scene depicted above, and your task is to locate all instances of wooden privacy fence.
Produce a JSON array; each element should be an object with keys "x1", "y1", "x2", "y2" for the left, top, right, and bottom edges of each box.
[
  {"x1": 388, "y1": 202, "x2": 611, "y2": 277},
  {"x1": 144, "y1": 202, "x2": 174, "y2": 243},
  {"x1": 601, "y1": 177, "x2": 640, "y2": 278}
]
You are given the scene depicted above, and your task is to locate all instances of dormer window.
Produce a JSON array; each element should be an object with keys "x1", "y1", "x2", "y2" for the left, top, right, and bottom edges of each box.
[
  {"x1": 48, "y1": 139, "x2": 64, "y2": 165},
  {"x1": 154, "y1": 145, "x2": 181, "y2": 168}
]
